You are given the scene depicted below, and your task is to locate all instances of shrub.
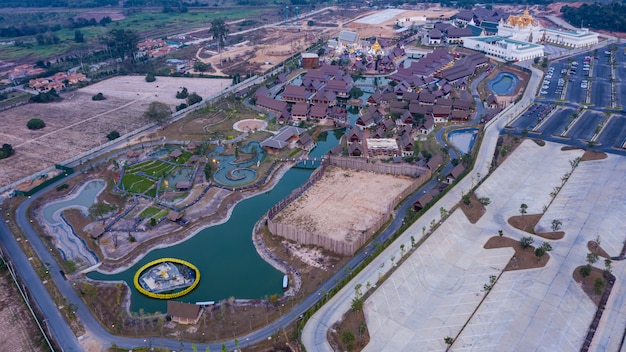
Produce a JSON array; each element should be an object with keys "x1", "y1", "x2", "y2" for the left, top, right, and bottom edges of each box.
[
  {"x1": 520, "y1": 236, "x2": 534, "y2": 249},
  {"x1": 186, "y1": 92, "x2": 202, "y2": 105},
  {"x1": 593, "y1": 278, "x2": 606, "y2": 295},
  {"x1": 106, "y1": 131, "x2": 120, "y2": 140},
  {"x1": 27, "y1": 118, "x2": 45, "y2": 130},
  {"x1": 176, "y1": 87, "x2": 188, "y2": 99},
  {"x1": 92, "y1": 92, "x2": 105, "y2": 101},
  {"x1": 579, "y1": 264, "x2": 591, "y2": 278},
  {"x1": 0, "y1": 143, "x2": 15, "y2": 159},
  {"x1": 56, "y1": 183, "x2": 69, "y2": 191},
  {"x1": 29, "y1": 90, "x2": 59, "y2": 103},
  {"x1": 175, "y1": 103, "x2": 188, "y2": 111},
  {"x1": 145, "y1": 73, "x2": 156, "y2": 82}
]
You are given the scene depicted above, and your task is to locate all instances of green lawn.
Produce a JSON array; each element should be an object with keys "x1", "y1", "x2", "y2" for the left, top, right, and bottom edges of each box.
[
  {"x1": 121, "y1": 173, "x2": 155, "y2": 194},
  {"x1": 139, "y1": 206, "x2": 161, "y2": 218}
]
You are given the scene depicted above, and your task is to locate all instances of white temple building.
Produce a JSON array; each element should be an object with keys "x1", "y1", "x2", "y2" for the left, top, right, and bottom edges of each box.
[{"x1": 463, "y1": 6, "x2": 598, "y2": 61}]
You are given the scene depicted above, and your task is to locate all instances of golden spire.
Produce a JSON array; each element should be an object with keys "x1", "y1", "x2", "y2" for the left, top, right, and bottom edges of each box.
[{"x1": 371, "y1": 38, "x2": 381, "y2": 53}]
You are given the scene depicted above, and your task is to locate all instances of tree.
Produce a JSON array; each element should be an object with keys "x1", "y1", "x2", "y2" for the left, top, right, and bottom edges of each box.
[
  {"x1": 350, "y1": 296, "x2": 363, "y2": 312},
  {"x1": 593, "y1": 278, "x2": 606, "y2": 295},
  {"x1": 101, "y1": 29, "x2": 139, "y2": 61},
  {"x1": 144, "y1": 101, "x2": 171, "y2": 126},
  {"x1": 586, "y1": 252, "x2": 599, "y2": 266},
  {"x1": 106, "y1": 131, "x2": 120, "y2": 141},
  {"x1": 349, "y1": 86, "x2": 364, "y2": 99},
  {"x1": 145, "y1": 73, "x2": 156, "y2": 82},
  {"x1": 444, "y1": 336, "x2": 454, "y2": 345},
  {"x1": 74, "y1": 29, "x2": 84, "y2": 43},
  {"x1": 193, "y1": 61, "x2": 208, "y2": 72},
  {"x1": 580, "y1": 264, "x2": 592, "y2": 277},
  {"x1": 519, "y1": 203, "x2": 528, "y2": 217},
  {"x1": 176, "y1": 87, "x2": 189, "y2": 99},
  {"x1": 92, "y1": 92, "x2": 105, "y2": 101},
  {"x1": 88, "y1": 201, "x2": 116, "y2": 223},
  {"x1": 0, "y1": 143, "x2": 15, "y2": 160},
  {"x1": 209, "y1": 18, "x2": 229, "y2": 47},
  {"x1": 604, "y1": 258, "x2": 613, "y2": 274},
  {"x1": 535, "y1": 246, "x2": 546, "y2": 262},
  {"x1": 187, "y1": 92, "x2": 202, "y2": 105},
  {"x1": 520, "y1": 236, "x2": 534, "y2": 249},
  {"x1": 551, "y1": 219, "x2": 562, "y2": 232},
  {"x1": 27, "y1": 118, "x2": 45, "y2": 130}
]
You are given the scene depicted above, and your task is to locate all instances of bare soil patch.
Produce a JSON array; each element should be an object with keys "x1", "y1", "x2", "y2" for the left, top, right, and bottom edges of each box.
[
  {"x1": 273, "y1": 166, "x2": 415, "y2": 243},
  {"x1": 328, "y1": 308, "x2": 370, "y2": 352},
  {"x1": 588, "y1": 240, "x2": 611, "y2": 259},
  {"x1": 459, "y1": 192, "x2": 486, "y2": 224},
  {"x1": 572, "y1": 265, "x2": 608, "y2": 306},
  {"x1": 507, "y1": 214, "x2": 542, "y2": 233},
  {"x1": 508, "y1": 214, "x2": 564, "y2": 239},
  {"x1": 581, "y1": 150, "x2": 607, "y2": 161},
  {"x1": 492, "y1": 134, "x2": 524, "y2": 169},
  {"x1": 484, "y1": 236, "x2": 550, "y2": 271},
  {"x1": 0, "y1": 268, "x2": 46, "y2": 352}
]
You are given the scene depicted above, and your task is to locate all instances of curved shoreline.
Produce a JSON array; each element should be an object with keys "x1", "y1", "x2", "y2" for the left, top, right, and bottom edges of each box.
[{"x1": 93, "y1": 162, "x2": 294, "y2": 275}]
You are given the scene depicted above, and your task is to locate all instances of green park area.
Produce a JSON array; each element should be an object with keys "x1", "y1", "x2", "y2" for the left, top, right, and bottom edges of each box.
[{"x1": 120, "y1": 152, "x2": 195, "y2": 196}]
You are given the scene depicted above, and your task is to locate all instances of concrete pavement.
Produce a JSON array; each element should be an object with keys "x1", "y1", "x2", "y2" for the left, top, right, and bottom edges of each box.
[{"x1": 302, "y1": 62, "x2": 545, "y2": 351}]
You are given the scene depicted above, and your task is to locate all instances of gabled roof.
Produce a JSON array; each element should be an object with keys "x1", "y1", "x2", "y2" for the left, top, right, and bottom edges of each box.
[
  {"x1": 256, "y1": 96, "x2": 287, "y2": 112},
  {"x1": 428, "y1": 28, "x2": 443, "y2": 39},
  {"x1": 291, "y1": 102, "x2": 310, "y2": 116},
  {"x1": 447, "y1": 164, "x2": 466, "y2": 179},
  {"x1": 281, "y1": 85, "x2": 311, "y2": 101},
  {"x1": 310, "y1": 103, "x2": 328, "y2": 118},
  {"x1": 167, "y1": 301, "x2": 201, "y2": 320}
]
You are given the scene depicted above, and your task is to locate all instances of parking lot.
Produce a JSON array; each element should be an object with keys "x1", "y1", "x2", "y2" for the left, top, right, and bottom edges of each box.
[{"x1": 510, "y1": 44, "x2": 626, "y2": 153}]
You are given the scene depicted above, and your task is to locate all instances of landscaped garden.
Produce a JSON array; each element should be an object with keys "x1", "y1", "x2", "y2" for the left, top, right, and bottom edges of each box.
[{"x1": 119, "y1": 151, "x2": 197, "y2": 197}]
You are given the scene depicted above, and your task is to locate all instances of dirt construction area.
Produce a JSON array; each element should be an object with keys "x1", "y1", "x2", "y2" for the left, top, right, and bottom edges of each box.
[
  {"x1": 0, "y1": 270, "x2": 44, "y2": 351},
  {"x1": 0, "y1": 76, "x2": 230, "y2": 191},
  {"x1": 273, "y1": 166, "x2": 414, "y2": 242}
]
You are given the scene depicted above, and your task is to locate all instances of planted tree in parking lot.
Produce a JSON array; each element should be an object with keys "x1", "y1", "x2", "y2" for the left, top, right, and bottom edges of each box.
[
  {"x1": 519, "y1": 203, "x2": 528, "y2": 218},
  {"x1": 520, "y1": 236, "x2": 534, "y2": 249}
]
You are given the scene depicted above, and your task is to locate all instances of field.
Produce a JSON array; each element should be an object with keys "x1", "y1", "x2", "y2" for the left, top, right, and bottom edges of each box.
[
  {"x1": 0, "y1": 267, "x2": 46, "y2": 351},
  {"x1": 0, "y1": 76, "x2": 228, "y2": 191},
  {"x1": 273, "y1": 166, "x2": 414, "y2": 242}
]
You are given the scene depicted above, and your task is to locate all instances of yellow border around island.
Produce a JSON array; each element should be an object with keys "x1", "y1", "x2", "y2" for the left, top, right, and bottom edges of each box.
[{"x1": 133, "y1": 258, "x2": 200, "y2": 300}]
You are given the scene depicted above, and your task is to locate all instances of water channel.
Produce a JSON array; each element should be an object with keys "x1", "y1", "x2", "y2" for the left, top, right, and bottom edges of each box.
[{"x1": 89, "y1": 131, "x2": 342, "y2": 313}]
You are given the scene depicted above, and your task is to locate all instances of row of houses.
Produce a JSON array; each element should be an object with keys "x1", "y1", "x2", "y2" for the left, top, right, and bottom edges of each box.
[{"x1": 29, "y1": 71, "x2": 88, "y2": 92}]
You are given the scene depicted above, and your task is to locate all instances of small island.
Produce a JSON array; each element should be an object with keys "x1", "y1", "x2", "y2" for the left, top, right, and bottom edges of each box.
[{"x1": 133, "y1": 258, "x2": 199, "y2": 299}]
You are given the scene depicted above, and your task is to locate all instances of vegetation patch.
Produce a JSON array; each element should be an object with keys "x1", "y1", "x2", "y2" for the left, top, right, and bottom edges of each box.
[
  {"x1": 507, "y1": 213, "x2": 542, "y2": 233},
  {"x1": 588, "y1": 240, "x2": 611, "y2": 259},
  {"x1": 328, "y1": 307, "x2": 370, "y2": 352},
  {"x1": 573, "y1": 266, "x2": 610, "y2": 307},
  {"x1": 484, "y1": 236, "x2": 551, "y2": 271},
  {"x1": 459, "y1": 191, "x2": 487, "y2": 224}
]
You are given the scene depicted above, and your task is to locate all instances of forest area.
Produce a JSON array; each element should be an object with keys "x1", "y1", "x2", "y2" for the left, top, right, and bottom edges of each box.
[{"x1": 561, "y1": 3, "x2": 626, "y2": 32}]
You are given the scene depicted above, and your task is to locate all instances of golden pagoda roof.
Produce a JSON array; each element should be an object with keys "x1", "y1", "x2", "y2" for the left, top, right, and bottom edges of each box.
[
  {"x1": 371, "y1": 38, "x2": 382, "y2": 52},
  {"x1": 507, "y1": 5, "x2": 537, "y2": 28}
]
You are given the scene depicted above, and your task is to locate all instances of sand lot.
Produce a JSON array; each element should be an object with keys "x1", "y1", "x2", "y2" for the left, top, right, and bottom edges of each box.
[
  {"x1": 0, "y1": 76, "x2": 230, "y2": 191},
  {"x1": 79, "y1": 75, "x2": 231, "y2": 106},
  {"x1": 273, "y1": 166, "x2": 414, "y2": 242}
]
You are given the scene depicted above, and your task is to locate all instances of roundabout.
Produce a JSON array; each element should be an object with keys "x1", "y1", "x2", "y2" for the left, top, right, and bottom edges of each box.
[{"x1": 133, "y1": 258, "x2": 200, "y2": 300}]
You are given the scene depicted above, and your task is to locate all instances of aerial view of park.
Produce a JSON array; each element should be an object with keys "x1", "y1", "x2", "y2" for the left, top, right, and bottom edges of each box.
[{"x1": 0, "y1": 1, "x2": 626, "y2": 351}]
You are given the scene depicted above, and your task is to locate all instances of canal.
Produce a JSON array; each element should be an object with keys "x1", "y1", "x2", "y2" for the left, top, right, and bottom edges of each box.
[{"x1": 89, "y1": 130, "x2": 342, "y2": 313}]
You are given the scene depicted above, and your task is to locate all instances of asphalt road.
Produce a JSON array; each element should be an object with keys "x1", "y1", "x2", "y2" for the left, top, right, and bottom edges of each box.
[{"x1": 597, "y1": 115, "x2": 626, "y2": 148}]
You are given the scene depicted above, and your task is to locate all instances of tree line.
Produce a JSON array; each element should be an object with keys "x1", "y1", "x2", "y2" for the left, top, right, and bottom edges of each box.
[
  {"x1": 0, "y1": 0, "x2": 117, "y2": 8},
  {"x1": 0, "y1": 16, "x2": 112, "y2": 38},
  {"x1": 561, "y1": 3, "x2": 626, "y2": 32}
]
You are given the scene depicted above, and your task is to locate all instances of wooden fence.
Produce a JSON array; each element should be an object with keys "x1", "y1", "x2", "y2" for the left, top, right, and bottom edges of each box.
[{"x1": 267, "y1": 158, "x2": 431, "y2": 255}]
